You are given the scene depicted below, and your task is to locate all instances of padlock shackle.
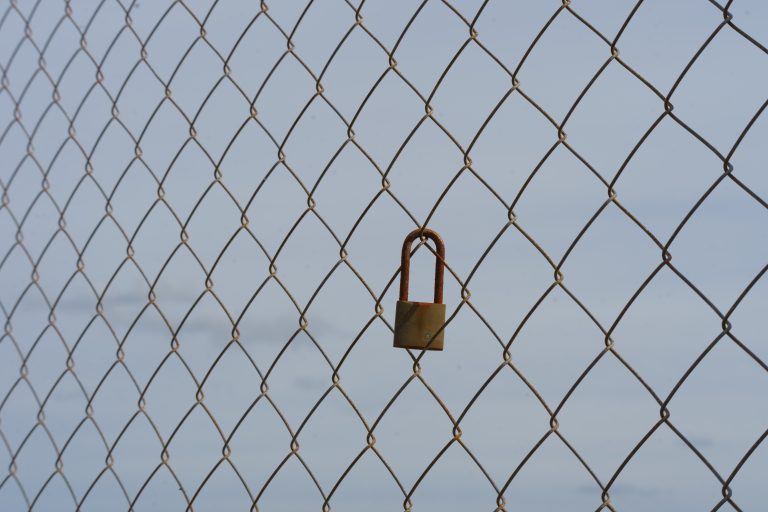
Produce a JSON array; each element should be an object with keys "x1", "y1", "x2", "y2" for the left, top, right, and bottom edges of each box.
[{"x1": 399, "y1": 228, "x2": 445, "y2": 304}]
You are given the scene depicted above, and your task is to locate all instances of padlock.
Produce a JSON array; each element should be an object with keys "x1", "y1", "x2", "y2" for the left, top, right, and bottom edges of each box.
[{"x1": 393, "y1": 228, "x2": 446, "y2": 350}]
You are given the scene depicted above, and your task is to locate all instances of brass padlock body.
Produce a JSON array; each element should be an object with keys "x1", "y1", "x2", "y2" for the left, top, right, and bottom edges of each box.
[
  {"x1": 394, "y1": 300, "x2": 446, "y2": 350},
  {"x1": 393, "y1": 228, "x2": 446, "y2": 351}
]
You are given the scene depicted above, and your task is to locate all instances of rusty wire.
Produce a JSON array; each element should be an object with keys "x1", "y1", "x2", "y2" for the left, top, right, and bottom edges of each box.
[{"x1": 0, "y1": 0, "x2": 767, "y2": 510}]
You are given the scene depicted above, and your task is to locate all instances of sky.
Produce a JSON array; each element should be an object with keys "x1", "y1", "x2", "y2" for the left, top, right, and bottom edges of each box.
[{"x1": 0, "y1": 0, "x2": 767, "y2": 511}]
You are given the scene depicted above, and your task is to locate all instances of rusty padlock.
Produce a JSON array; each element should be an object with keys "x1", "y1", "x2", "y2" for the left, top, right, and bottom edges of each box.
[{"x1": 393, "y1": 228, "x2": 446, "y2": 350}]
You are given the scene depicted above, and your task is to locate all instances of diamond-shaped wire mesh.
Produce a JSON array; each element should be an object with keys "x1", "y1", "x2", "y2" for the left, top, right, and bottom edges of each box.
[{"x1": 1, "y1": 0, "x2": 767, "y2": 510}]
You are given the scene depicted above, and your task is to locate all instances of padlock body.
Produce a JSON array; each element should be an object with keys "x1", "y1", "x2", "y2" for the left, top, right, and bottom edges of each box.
[{"x1": 393, "y1": 300, "x2": 446, "y2": 350}]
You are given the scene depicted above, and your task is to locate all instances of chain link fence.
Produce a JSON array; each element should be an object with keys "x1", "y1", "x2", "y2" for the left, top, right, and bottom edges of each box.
[{"x1": 1, "y1": 0, "x2": 767, "y2": 510}]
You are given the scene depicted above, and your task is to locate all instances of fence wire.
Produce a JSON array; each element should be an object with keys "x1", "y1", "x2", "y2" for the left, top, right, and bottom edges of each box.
[{"x1": 1, "y1": 0, "x2": 767, "y2": 510}]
